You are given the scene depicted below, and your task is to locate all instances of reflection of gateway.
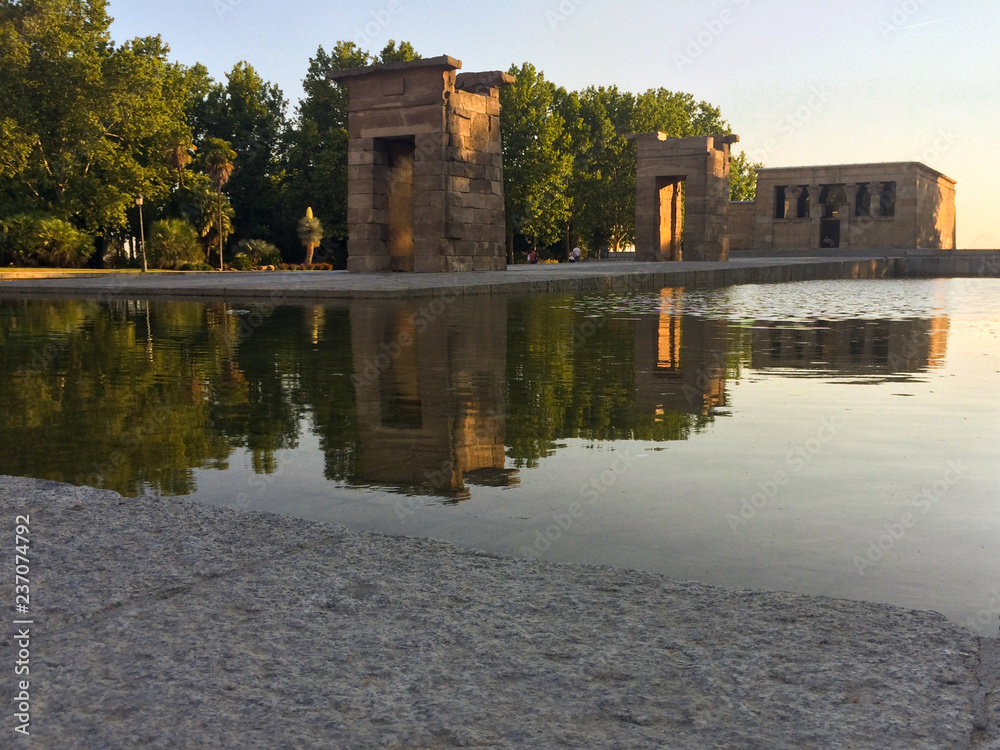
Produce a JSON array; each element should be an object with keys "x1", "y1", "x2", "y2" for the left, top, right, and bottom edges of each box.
[
  {"x1": 635, "y1": 288, "x2": 729, "y2": 418},
  {"x1": 349, "y1": 297, "x2": 517, "y2": 501},
  {"x1": 749, "y1": 317, "x2": 950, "y2": 375}
]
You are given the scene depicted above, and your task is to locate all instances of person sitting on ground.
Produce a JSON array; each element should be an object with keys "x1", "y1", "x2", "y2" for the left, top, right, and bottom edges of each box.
[{"x1": 571, "y1": 246, "x2": 581, "y2": 263}]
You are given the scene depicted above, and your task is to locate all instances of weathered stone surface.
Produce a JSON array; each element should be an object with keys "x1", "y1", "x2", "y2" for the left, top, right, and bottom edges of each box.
[
  {"x1": 736, "y1": 162, "x2": 957, "y2": 255},
  {"x1": 332, "y1": 55, "x2": 512, "y2": 274},
  {"x1": 1, "y1": 475, "x2": 998, "y2": 749}
]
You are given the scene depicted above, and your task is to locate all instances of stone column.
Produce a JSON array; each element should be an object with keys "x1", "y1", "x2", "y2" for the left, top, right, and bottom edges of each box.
[
  {"x1": 842, "y1": 185, "x2": 862, "y2": 249},
  {"x1": 867, "y1": 181, "x2": 883, "y2": 217},
  {"x1": 809, "y1": 186, "x2": 825, "y2": 219},
  {"x1": 785, "y1": 186, "x2": 801, "y2": 220}
]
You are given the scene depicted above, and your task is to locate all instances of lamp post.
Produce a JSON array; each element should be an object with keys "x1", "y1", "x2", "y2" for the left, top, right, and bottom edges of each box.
[{"x1": 135, "y1": 194, "x2": 148, "y2": 273}]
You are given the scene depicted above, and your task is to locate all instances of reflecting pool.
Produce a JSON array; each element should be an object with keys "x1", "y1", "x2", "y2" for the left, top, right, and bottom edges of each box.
[{"x1": 3, "y1": 278, "x2": 999, "y2": 634}]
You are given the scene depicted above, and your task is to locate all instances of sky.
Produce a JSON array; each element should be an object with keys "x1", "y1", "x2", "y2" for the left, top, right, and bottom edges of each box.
[{"x1": 106, "y1": 0, "x2": 1000, "y2": 248}]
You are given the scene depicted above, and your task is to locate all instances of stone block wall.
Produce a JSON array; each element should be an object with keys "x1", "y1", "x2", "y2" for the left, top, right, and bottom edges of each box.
[
  {"x1": 751, "y1": 162, "x2": 956, "y2": 253},
  {"x1": 630, "y1": 133, "x2": 738, "y2": 262},
  {"x1": 330, "y1": 57, "x2": 512, "y2": 273},
  {"x1": 728, "y1": 201, "x2": 755, "y2": 253}
]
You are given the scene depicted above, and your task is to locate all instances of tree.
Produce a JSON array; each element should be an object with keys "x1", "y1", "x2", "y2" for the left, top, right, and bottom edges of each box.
[
  {"x1": 729, "y1": 151, "x2": 762, "y2": 201},
  {"x1": 0, "y1": 2, "x2": 202, "y2": 245},
  {"x1": 297, "y1": 207, "x2": 323, "y2": 265},
  {"x1": 202, "y1": 137, "x2": 236, "y2": 270},
  {"x1": 500, "y1": 63, "x2": 573, "y2": 261},
  {"x1": 378, "y1": 40, "x2": 421, "y2": 63},
  {"x1": 0, "y1": 213, "x2": 93, "y2": 267},
  {"x1": 165, "y1": 128, "x2": 196, "y2": 189},
  {"x1": 285, "y1": 40, "x2": 422, "y2": 259},
  {"x1": 566, "y1": 86, "x2": 638, "y2": 253},
  {"x1": 190, "y1": 62, "x2": 288, "y2": 246}
]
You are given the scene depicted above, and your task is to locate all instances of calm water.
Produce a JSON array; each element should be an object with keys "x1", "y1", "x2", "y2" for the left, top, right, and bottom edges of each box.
[{"x1": 3, "y1": 278, "x2": 999, "y2": 634}]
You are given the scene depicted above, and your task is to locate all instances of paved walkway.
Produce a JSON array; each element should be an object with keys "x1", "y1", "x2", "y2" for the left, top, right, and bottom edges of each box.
[
  {"x1": 1, "y1": 476, "x2": 998, "y2": 748},
  {"x1": 0, "y1": 255, "x2": 927, "y2": 301}
]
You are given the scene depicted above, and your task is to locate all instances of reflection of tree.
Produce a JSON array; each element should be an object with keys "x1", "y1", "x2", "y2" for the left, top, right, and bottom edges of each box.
[
  {"x1": 504, "y1": 296, "x2": 721, "y2": 468},
  {"x1": 1, "y1": 295, "x2": 743, "y2": 497},
  {"x1": 277, "y1": 305, "x2": 358, "y2": 481},
  {"x1": 0, "y1": 300, "x2": 233, "y2": 495},
  {"x1": 205, "y1": 305, "x2": 302, "y2": 474}
]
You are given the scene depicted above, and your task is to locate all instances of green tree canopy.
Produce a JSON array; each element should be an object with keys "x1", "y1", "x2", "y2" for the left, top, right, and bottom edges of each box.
[
  {"x1": 729, "y1": 151, "x2": 762, "y2": 201},
  {"x1": 285, "y1": 40, "x2": 422, "y2": 256},
  {"x1": 500, "y1": 63, "x2": 573, "y2": 259},
  {"x1": 190, "y1": 62, "x2": 287, "y2": 245},
  {"x1": 0, "y1": 1, "x2": 199, "y2": 244}
]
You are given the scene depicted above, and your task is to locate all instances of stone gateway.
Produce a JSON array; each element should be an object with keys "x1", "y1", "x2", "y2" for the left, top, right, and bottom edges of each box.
[{"x1": 329, "y1": 56, "x2": 513, "y2": 273}]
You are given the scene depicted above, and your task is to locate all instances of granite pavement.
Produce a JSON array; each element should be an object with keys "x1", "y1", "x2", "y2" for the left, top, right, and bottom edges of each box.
[{"x1": 1, "y1": 476, "x2": 998, "y2": 749}]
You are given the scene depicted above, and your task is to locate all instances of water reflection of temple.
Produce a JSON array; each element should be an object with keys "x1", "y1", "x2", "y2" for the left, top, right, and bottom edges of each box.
[
  {"x1": 634, "y1": 288, "x2": 730, "y2": 419},
  {"x1": 349, "y1": 297, "x2": 517, "y2": 501},
  {"x1": 749, "y1": 317, "x2": 950, "y2": 374}
]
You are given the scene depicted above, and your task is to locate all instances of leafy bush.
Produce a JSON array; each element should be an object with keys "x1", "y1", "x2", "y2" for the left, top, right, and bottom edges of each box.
[
  {"x1": 230, "y1": 253, "x2": 253, "y2": 271},
  {"x1": 179, "y1": 261, "x2": 214, "y2": 271},
  {"x1": 0, "y1": 214, "x2": 94, "y2": 267},
  {"x1": 147, "y1": 219, "x2": 203, "y2": 269},
  {"x1": 236, "y1": 239, "x2": 282, "y2": 267}
]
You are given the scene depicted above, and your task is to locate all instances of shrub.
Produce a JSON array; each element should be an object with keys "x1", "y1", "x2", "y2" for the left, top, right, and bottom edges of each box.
[
  {"x1": 148, "y1": 219, "x2": 203, "y2": 269},
  {"x1": 230, "y1": 253, "x2": 253, "y2": 271},
  {"x1": 236, "y1": 239, "x2": 282, "y2": 267},
  {"x1": 179, "y1": 261, "x2": 214, "y2": 271},
  {"x1": 0, "y1": 214, "x2": 93, "y2": 267}
]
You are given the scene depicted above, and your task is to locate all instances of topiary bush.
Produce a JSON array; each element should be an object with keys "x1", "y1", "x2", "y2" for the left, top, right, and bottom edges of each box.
[{"x1": 147, "y1": 219, "x2": 203, "y2": 269}]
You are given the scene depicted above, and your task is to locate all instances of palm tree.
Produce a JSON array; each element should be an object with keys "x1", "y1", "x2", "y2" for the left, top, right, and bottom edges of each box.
[
  {"x1": 297, "y1": 206, "x2": 324, "y2": 265},
  {"x1": 202, "y1": 137, "x2": 237, "y2": 270},
  {"x1": 165, "y1": 129, "x2": 196, "y2": 189}
]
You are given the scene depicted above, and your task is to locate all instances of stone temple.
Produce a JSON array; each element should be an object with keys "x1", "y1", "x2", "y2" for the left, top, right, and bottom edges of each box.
[
  {"x1": 330, "y1": 56, "x2": 513, "y2": 273},
  {"x1": 730, "y1": 162, "x2": 957, "y2": 254},
  {"x1": 630, "y1": 132, "x2": 957, "y2": 262},
  {"x1": 330, "y1": 57, "x2": 958, "y2": 272}
]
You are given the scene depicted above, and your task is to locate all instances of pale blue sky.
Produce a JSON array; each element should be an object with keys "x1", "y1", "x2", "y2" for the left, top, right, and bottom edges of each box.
[{"x1": 107, "y1": 0, "x2": 999, "y2": 247}]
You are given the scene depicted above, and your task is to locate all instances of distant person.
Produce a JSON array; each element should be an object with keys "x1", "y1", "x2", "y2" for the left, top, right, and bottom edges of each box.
[
  {"x1": 527, "y1": 249, "x2": 539, "y2": 264},
  {"x1": 571, "y1": 246, "x2": 581, "y2": 263}
]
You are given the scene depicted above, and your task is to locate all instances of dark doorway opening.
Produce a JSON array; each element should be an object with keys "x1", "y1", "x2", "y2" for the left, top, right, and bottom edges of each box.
[{"x1": 820, "y1": 217, "x2": 841, "y2": 248}]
